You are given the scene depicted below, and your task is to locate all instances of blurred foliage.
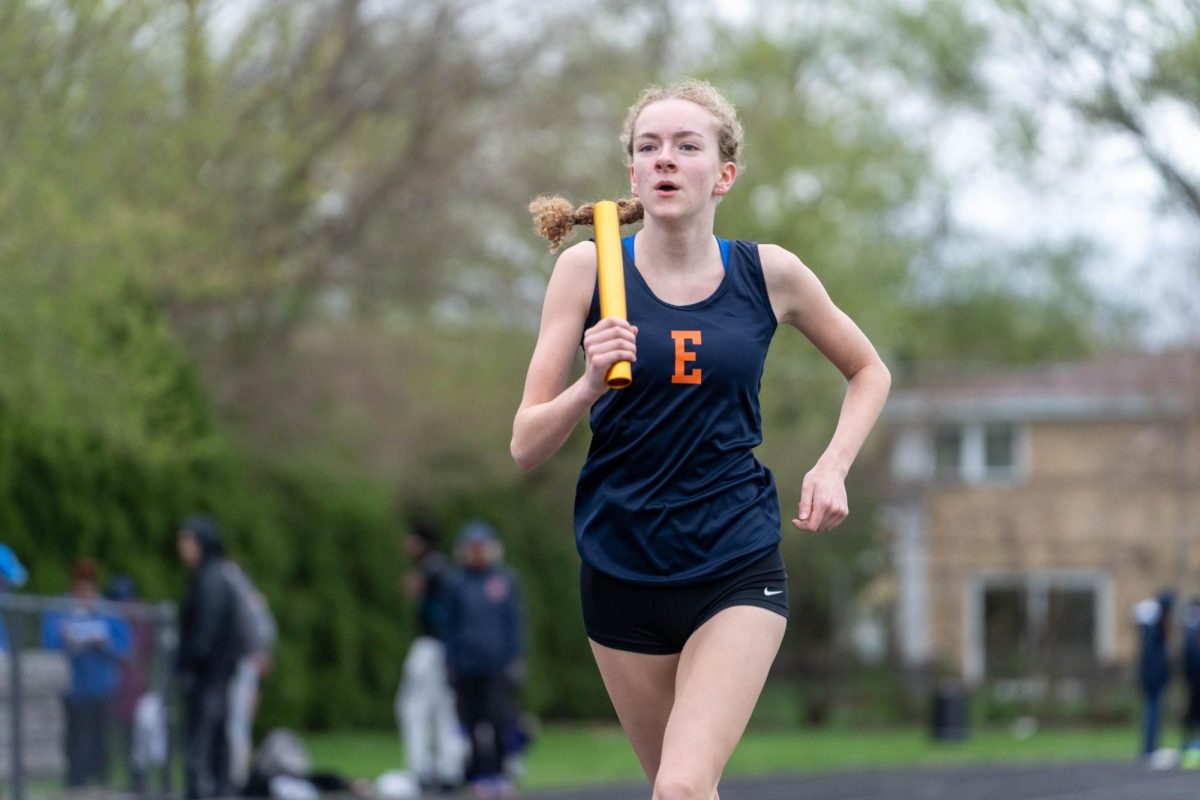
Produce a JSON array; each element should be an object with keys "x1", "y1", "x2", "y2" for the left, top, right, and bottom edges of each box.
[
  {"x1": 874, "y1": 0, "x2": 1199, "y2": 338},
  {"x1": 0, "y1": 0, "x2": 1154, "y2": 727}
]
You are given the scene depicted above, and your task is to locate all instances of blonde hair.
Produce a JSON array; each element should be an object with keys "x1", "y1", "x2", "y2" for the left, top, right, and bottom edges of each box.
[
  {"x1": 527, "y1": 195, "x2": 643, "y2": 253},
  {"x1": 528, "y1": 79, "x2": 742, "y2": 252},
  {"x1": 621, "y1": 78, "x2": 744, "y2": 168}
]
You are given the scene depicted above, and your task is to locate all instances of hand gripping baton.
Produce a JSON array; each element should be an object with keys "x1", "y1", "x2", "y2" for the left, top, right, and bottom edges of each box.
[{"x1": 593, "y1": 200, "x2": 632, "y2": 389}]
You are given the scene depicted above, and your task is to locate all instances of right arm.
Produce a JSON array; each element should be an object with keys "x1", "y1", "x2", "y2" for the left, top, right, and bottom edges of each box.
[{"x1": 510, "y1": 242, "x2": 638, "y2": 471}]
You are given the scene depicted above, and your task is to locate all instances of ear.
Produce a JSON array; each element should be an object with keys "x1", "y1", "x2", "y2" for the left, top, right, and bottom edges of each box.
[
  {"x1": 713, "y1": 161, "x2": 738, "y2": 196},
  {"x1": 629, "y1": 164, "x2": 638, "y2": 197}
]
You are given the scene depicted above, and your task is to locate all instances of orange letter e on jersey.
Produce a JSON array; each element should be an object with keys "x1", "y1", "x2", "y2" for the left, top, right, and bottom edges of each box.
[{"x1": 671, "y1": 330, "x2": 702, "y2": 385}]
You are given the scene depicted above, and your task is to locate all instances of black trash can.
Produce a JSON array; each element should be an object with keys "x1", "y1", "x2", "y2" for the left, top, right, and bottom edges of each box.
[{"x1": 931, "y1": 682, "x2": 969, "y2": 741}]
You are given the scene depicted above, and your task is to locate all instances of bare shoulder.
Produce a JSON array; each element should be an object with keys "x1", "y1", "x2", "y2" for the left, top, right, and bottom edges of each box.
[
  {"x1": 756, "y1": 243, "x2": 826, "y2": 327},
  {"x1": 555, "y1": 239, "x2": 599, "y2": 271},
  {"x1": 756, "y1": 244, "x2": 883, "y2": 380},
  {"x1": 546, "y1": 240, "x2": 598, "y2": 304},
  {"x1": 537, "y1": 239, "x2": 600, "y2": 332}
]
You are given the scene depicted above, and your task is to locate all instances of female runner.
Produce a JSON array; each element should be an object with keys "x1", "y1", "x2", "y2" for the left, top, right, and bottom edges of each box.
[{"x1": 511, "y1": 79, "x2": 891, "y2": 800}]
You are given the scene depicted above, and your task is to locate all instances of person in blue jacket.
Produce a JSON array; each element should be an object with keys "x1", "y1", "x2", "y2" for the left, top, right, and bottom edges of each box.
[
  {"x1": 41, "y1": 558, "x2": 131, "y2": 789},
  {"x1": 443, "y1": 521, "x2": 525, "y2": 799},
  {"x1": 1135, "y1": 590, "x2": 1175, "y2": 760},
  {"x1": 0, "y1": 543, "x2": 29, "y2": 650}
]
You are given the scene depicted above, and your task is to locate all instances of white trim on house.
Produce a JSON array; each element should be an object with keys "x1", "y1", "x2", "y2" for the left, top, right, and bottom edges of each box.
[
  {"x1": 886, "y1": 500, "x2": 930, "y2": 671},
  {"x1": 886, "y1": 392, "x2": 1190, "y2": 425}
]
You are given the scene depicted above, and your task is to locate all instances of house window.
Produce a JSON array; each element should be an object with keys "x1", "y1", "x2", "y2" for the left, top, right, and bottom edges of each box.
[
  {"x1": 984, "y1": 586, "x2": 1030, "y2": 678},
  {"x1": 1045, "y1": 587, "x2": 1097, "y2": 672},
  {"x1": 973, "y1": 573, "x2": 1108, "y2": 682},
  {"x1": 984, "y1": 423, "x2": 1017, "y2": 475},
  {"x1": 932, "y1": 422, "x2": 1023, "y2": 483},
  {"x1": 934, "y1": 425, "x2": 963, "y2": 478}
]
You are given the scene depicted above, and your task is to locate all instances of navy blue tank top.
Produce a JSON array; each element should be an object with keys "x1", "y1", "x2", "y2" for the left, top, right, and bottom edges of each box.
[{"x1": 574, "y1": 236, "x2": 781, "y2": 585}]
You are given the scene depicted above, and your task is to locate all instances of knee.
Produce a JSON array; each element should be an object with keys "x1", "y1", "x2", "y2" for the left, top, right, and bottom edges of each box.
[{"x1": 653, "y1": 772, "x2": 713, "y2": 800}]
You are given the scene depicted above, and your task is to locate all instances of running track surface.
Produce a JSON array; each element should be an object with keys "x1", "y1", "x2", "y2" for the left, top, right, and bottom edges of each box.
[{"x1": 520, "y1": 762, "x2": 1200, "y2": 799}]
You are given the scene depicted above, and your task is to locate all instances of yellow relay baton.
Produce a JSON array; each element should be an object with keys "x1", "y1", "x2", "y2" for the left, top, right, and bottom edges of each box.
[{"x1": 593, "y1": 200, "x2": 632, "y2": 389}]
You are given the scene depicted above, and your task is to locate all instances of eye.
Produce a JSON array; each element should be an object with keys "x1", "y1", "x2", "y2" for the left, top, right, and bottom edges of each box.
[{"x1": 637, "y1": 143, "x2": 656, "y2": 153}]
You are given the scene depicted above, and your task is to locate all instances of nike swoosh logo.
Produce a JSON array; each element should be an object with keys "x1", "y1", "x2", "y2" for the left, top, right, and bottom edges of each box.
[{"x1": 763, "y1": 588, "x2": 783, "y2": 596}]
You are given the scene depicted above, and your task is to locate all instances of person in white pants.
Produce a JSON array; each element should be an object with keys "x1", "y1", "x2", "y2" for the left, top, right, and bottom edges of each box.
[
  {"x1": 396, "y1": 517, "x2": 464, "y2": 792},
  {"x1": 397, "y1": 635, "x2": 464, "y2": 791},
  {"x1": 224, "y1": 561, "x2": 277, "y2": 792},
  {"x1": 227, "y1": 654, "x2": 265, "y2": 789}
]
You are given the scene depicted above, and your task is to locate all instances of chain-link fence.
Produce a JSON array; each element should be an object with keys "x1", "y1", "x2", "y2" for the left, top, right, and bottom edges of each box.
[{"x1": 1, "y1": 593, "x2": 177, "y2": 800}]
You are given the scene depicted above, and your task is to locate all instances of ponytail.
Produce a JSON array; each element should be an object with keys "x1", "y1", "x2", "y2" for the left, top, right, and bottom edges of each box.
[{"x1": 528, "y1": 195, "x2": 643, "y2": 252}]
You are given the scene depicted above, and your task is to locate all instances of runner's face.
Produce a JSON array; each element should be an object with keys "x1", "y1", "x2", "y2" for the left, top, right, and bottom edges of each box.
[{"x1": 629, "y1": 98, "x2": 735, "y2": 219}]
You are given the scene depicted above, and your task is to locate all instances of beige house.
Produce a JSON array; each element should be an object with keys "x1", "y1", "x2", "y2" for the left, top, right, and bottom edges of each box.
[{"x1": 882, "y1": 350, "x2": 1200, "y2": 688}]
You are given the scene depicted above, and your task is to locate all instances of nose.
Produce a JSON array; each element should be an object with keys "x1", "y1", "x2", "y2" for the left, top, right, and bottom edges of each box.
[{"x1": 655, "y1": 148, "x2": 676, "y2": 170}]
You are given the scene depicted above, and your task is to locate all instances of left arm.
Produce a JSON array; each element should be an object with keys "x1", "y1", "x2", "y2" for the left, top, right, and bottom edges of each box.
[{"x1": 760, "y1": 244, "x2": 892, "y2": 532}]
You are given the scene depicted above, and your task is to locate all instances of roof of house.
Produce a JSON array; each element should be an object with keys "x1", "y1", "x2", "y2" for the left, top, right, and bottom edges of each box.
[{"x1": 885, "y1": 349, "x2": 1200, "y2": 423}]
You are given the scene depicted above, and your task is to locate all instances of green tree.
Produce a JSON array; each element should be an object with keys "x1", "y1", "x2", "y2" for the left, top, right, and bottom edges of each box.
[{"x1": 0, "y1": 0, "x2": 1146, "y2": 729}]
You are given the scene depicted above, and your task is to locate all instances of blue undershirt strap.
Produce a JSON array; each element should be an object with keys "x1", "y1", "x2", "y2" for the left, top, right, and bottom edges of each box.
[{"x1": 622, "y1": 233, "x2": 730, "y2": 272}]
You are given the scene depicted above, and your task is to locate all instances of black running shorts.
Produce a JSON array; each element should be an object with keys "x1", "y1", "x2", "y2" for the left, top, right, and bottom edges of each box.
[{"x1": 580, "y1": 547, "x2": 789, "y2": 655}]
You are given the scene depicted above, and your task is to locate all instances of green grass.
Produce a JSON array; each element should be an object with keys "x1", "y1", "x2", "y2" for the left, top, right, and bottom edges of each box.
[{"x1": 306, "y1": 723, "x2": 1142, "y2": 790}]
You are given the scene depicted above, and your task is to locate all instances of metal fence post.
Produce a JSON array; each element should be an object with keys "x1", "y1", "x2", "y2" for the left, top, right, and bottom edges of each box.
[
  {"x1": 3, "y1": 603, "x2": 25, "y2": 800},
  {"x1": 159, "y1": 602, "x2": 178, "y2": 797}
]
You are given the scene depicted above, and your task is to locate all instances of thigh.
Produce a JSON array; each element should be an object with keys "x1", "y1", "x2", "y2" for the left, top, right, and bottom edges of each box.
[
  {"x1": 589, "y1": 639, "x2": 678, "y2": 781},
  {"x1": 656, "y1": 606, "x2": 785, "y2": 795}
]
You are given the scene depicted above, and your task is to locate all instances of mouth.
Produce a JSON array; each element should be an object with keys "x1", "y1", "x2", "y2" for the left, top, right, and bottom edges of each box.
[{"x1": 654, "y1": 180, "x2": 680, "y2": 195}]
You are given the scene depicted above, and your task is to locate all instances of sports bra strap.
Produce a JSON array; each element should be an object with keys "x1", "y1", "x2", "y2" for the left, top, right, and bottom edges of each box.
[{"x1": 622, "y1": 234, "x2": 730, "y2": 272}]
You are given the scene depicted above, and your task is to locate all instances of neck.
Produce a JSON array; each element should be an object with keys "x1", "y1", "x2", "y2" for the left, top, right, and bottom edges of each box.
[{"x1": 637, "y1": 212, "x2": 718, "y2": 271}]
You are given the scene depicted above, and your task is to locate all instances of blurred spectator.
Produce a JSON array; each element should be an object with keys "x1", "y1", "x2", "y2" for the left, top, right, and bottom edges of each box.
[
  {"x1": 1135, "y1": 590, "x2": 1175, "y2": 763},
  {"x1": 395, "y1": 515, "x2": 463, "y2": 794},
  {"x1": 0, "y1": 543, "x2": 28, "y2": 650},
  {"x1": 177, "y1": 514, "x2": 241, "y2": 799},
  {"x1": 40, "y1": 558, "x2": 131, "y2": 789},
  {"x1": 1181, "y1": 596, "x2": 1200, "y2": 768},
  {"x1": 242, "y1": 728, "x2": 372, "y2": 799},
  {"x1": 105, "y1": 573, "x2": 155, "y2": 793},
  {"x1": 443, "y1": 521, "x2": 525, "y2": 799},
  {"x1": 225, "y1": 558, "x2": 277, "y2": 792}
]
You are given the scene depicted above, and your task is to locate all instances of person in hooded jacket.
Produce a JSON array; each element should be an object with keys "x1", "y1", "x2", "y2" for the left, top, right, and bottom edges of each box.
[
  {"x1": 1135, "y1": 589, "x2": 1175, "y2": 761},
  {"x1": 442, "y1": 521, "x2": 525, "y2": 799},
  {"x1": 177, "y1": 514, "x2": 242, "y2": 799}
]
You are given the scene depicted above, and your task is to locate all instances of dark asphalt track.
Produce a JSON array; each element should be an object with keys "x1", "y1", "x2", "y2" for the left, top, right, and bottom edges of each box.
[{"x1": 519, "y1": 762, "x2": 1200, "y2": 799}]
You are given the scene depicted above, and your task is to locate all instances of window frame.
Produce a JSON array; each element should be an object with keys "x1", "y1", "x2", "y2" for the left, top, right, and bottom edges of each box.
[
  {"x1": 932, "y1": 421, "x2": 1028, "y2": 484},
  {"x1": 963, "y1": 569, "x2": 1115, "y2": 684}
]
